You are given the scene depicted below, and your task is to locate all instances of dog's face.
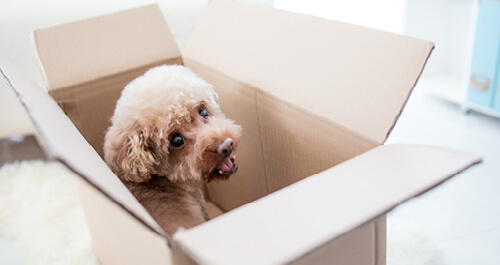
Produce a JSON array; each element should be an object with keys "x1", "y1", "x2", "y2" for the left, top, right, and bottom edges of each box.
[
  {"x1": 104, "y1": 65, "x2": 242, "y2": 183},
  {"x1": 160, "y1": 97, "x2": 242, "y2": 183}
]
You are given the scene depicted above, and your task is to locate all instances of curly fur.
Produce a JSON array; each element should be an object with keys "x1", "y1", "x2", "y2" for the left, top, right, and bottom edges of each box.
[{"x1": 103, "y1": 65, "x2": 241, "y2": 235}]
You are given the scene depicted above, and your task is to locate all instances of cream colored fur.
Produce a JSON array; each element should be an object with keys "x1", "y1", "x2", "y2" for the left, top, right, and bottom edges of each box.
[{"x1": 103, "y1": 65, "x2": 242, "y2": 235}]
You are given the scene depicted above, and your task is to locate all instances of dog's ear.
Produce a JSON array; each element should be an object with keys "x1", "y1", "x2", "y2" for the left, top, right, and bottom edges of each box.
[{"x1": 104, "y1": 123, "x2": 164, "y2": 183}]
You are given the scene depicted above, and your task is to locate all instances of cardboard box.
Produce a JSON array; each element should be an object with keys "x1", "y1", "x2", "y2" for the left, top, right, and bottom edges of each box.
[{"x1": 0, "y1": 1, "x2": 481, "y2": 264}]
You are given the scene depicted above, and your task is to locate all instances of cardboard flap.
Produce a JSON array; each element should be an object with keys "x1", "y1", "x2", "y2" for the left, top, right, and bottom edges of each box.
[
  {"x1": 0, "y1": 59, "x2": 166, "y2": 238},
  {"x1": 174, "y1": 144, "x2": 481, "y2": 265},
  {"x1": 185, "y1": 0, "x2": 434, "y2": 143},
  {"x1": 32, "y1": 4, "x2": 180, "y2": 91}
]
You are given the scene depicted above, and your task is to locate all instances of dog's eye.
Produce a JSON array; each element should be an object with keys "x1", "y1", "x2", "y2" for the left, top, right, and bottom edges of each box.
[
  {"x1": 170, "y1": 134, "x2": 185, "y2": 148},
  {"x1": 198, "y1": 107, "x2": 209, "y2": 119}
]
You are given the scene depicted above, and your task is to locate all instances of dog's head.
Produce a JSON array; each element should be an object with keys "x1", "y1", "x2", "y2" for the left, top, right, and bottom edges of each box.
[{"x1": 104, "y1": 65, "x2": 242, "y2": 183}]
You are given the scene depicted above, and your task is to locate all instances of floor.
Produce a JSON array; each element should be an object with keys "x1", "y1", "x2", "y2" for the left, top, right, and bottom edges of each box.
[
  {"x1": 386, "y1": 85, "x2": 500, "y2": 265},
  {"x1": 0, "y1": 135, "x2": 46, "y2": 165}
]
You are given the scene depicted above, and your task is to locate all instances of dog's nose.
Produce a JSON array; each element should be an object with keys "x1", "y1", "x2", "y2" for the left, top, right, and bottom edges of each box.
[{"x1": 217, "y1": 138, "x2": 234, "y2": 158}]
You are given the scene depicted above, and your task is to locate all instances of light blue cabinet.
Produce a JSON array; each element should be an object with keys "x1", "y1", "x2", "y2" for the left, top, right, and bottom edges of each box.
[
  {"x1": 494, "y1": 52, "x2": 500, "y2": 111},
  {"x1": 467, "y1": 0, "x2": 500, "y2": 112}
]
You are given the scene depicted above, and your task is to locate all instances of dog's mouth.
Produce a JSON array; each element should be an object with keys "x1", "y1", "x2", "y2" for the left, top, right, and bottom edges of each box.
[{"x1": 213, "y1": 157, "x2": 238, "y2": 176}]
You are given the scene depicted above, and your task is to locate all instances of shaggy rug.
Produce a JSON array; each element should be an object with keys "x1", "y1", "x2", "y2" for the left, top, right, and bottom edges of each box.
[
  {"x1": 0, "y1": 160, "x2": 446, "y2": 265},
  {"x1": 0, "y1": 160, "x2": 99, "y2": 265}
]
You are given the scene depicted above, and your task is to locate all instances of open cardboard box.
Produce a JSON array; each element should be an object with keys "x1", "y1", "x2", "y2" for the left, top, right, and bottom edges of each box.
[{"x1": 0, "y1": 0, "x2": 482, "y2": 264}]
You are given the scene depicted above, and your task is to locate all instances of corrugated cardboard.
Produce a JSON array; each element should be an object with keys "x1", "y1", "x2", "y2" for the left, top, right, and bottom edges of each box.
[
  {"x1": 32, "y1": 4, "x2": 182, "y2": 157},
  {"x1": 0, "y1": 0, "x2": 482, "y2": 264}
]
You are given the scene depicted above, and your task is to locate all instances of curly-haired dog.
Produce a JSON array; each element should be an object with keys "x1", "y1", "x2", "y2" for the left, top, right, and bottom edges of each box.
[{"x1": 103, "y1": 65, "x2": 242, "y2": 236}]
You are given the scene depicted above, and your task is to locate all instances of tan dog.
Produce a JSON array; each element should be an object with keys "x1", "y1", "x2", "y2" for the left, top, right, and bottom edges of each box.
[{"x1": 104, "y1": 65, "x2": 242, "y2": 235}]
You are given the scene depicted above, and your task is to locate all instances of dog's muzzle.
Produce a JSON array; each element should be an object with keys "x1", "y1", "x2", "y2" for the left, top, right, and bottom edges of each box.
[
  {"x1": 214, "y1": 138, "x2": 237, "y2": 175},
  {"x1": 216, "y1": 138, "x2": 234, "y2": 158}
]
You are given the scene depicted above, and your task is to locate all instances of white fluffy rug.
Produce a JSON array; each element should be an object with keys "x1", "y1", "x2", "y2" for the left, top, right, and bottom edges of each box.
[
  {"x1": 0, "y1": 160, "x2": 446, "y2": 265},
  {"x1": 0, "y1": 160, "x2": 100, "y2": 265}
]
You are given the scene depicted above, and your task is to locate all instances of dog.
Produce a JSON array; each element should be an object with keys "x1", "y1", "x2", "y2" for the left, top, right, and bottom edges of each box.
[{"x1": 103, "y1": 65, "x2": 242, "y2": 236}]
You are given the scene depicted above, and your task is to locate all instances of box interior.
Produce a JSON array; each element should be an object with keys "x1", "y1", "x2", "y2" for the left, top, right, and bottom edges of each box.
[
  {"x1": 48, "y1": 59, "x2": 182, "y2": 158},
  {"x1": 184, "y1": 60, "x2": 379, "y2": 210}
]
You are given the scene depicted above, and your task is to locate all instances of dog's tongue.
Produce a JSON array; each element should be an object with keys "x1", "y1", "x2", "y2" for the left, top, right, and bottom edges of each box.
[{"x1": 217, "y1": 158, "x2": 233, "y2": 173}]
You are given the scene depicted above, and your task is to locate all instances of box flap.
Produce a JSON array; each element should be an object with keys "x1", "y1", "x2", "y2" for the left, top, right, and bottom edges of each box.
[
  {"x1": 174, "y1": 144, "x2": 481, "y2": 265},
  {"x1": 185, "y1": 0, "x2": 434, "y2": 144},
  {"x1": 74, "y1": 177, "x2": 172, "y2": 265},
  {"x1": 0, "y1": 59, "x2": 167, "y2": 239},
  {"x1": 32, "y1": 4, "x2": 180, "y2": 91}
]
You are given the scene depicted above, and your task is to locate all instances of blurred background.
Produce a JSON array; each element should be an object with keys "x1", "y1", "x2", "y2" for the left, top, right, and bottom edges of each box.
[{"x1": 1, "y1": 0, "x2": 499, "y2": 264}]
